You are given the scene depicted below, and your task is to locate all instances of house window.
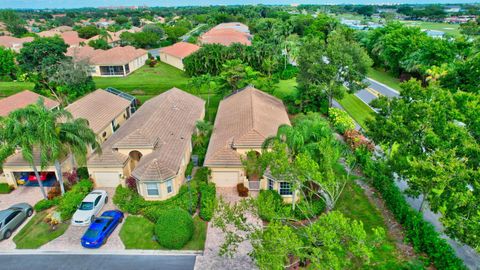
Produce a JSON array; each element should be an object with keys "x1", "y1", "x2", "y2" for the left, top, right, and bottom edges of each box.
[
  {"x1": 279, "y1": 182, "x2": 292, "y2": 196},
  {"x1": 166, "y1": 180, "x2": 173, "y2": 194},
  {"x1": 124, "y1": 64, "x2": 130, "y2": 74},
  {"x1": 102, "y1": 131, "x2": 107, "y2": 138},
  {"x1": 146, "y1": 183, "x2": 159, "y2": 196},
  {"x1": 268, "y1": 178, "x2": 274, "y2": 190}
]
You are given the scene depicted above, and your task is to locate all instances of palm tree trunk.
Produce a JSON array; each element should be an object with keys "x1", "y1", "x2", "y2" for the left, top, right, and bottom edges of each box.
[
  {"x1": 31, "y1": 161, "x2": 48, "y2": 200},
  {"x1": 55, "y1": 159, "x2": 65, "y2": 195}
]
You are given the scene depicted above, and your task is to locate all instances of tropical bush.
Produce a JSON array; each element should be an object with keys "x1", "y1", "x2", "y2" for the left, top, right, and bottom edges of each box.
[
  {"x1": 328, "y1": 108, "x2": 355, "y2": 134},
  {"x1": 114, "y1": 184, "x2": 199, "y2": 216},
  {"x1": 256, "y1": 190, "x2": 283, "y2": 221},
  {"x1": 76, "y1": 167, "x2": 89, "y2": 180},
  {"x1": 57, "y1": 179, "x2": 93, "y2": 220},
  {"x1": 344, "y1": 129, "x2": 375, "y2": 152},
  {"x1": 357, "y1": 155, "x2": 465, "y2": 269},
  {"x1": 199, "y1": 182, "x2": 216, "y2": 221},
  {"x1": 0, "y1": 183, "x2": 12, "y2": 194},
  {"x1": 154, "y1": 208, "x2": 194, "y2": 249},
  {"x1": 34, "y1": 198, "x2": 59, "y2": 212}
]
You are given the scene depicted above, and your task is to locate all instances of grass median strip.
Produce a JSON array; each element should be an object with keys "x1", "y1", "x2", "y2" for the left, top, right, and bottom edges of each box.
[{"x1": 337, "y1": 94, "x2": 375, "y2": 129}]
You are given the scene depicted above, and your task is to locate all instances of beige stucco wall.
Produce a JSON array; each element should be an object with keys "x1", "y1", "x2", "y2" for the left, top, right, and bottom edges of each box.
[
  {"x1": 159, "y1": 52, "x2": 184, "y2": 70},
  {"x1": 96, "y1": 109, "x2": 130, "y2": 143}
]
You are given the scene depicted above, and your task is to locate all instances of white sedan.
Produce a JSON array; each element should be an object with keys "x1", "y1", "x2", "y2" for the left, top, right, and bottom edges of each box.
[{"x1": 71, "y1": 190, "x2": 108, "y2": 226}]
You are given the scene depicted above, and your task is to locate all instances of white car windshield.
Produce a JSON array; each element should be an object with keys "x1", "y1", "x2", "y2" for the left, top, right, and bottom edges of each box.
[{"x1": 79, "y1": 202, "x2": 94, "y2": 210}]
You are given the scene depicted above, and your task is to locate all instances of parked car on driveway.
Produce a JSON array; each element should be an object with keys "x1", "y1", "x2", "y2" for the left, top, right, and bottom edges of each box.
[
  {"x1": 71, "y1": 190, "x2": 108, "y2": 226},
  {"x1": 0, "y1": 203, "x2": 33, "y2": 240},
  {"x1": 81, "y1": 210, "x2": 124, "y2": 248}
]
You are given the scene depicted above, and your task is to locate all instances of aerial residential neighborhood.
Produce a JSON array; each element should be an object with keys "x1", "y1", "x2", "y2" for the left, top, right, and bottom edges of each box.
[{"x1": 0, "y1": 2, "x2": 479, "y2": 270}]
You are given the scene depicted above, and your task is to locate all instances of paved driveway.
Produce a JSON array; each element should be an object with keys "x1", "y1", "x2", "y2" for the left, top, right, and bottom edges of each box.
[
  {"x1": 40, "y1": 187, "x2": 125, "y2": 251},
  {"x1": 0, "y1": 187, "x2": 44, "y2": 249},
  {"x1": 0, "y1": 186, "x2": 44, "y2": 209}
]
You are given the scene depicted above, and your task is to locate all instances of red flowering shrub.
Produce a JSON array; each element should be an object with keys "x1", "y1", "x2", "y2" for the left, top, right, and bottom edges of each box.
[
  {"x1": 126, "y1": 176, "x2": 137, "y2": 191},
  {"x1": 344, "y1": 130, "x2": 374, "y2": 152}
]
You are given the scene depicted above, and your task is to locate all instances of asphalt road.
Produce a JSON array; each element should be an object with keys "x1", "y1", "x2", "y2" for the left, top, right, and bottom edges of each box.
[
  {"x1": 355, "y1": 78, "x2": 400, "y2": 105},
  {"x1": 0, "y1": 254, "x2": 196, "y2": 270}
]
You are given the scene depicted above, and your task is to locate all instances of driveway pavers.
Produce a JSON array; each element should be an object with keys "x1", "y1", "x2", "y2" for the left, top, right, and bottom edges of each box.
[
  {"x1": 195, "y1": 187, "x2": 259, "y2": 270},
  {"x1": 40, "y1": 187, "x2": 125, "y2": 251}
]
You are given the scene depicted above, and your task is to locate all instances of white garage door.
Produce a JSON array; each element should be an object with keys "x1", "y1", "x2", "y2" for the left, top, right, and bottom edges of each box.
[
  {"x1": 94, "y1": 172, "x2": 120, "y2": 187},
  {"x1": 211, "y1": 171, "x2": 239, "y2": 187}
]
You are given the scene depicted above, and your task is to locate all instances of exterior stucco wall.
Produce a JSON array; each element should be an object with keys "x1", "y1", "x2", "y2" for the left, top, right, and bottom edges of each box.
[
  {"x1": 87, "y1": 166, "x2": 125, "y2": 187},
  {"x1": 159, "y1": 52, "x2": 184, "y2": 70},
  {"x1": 90, "y1": 53, "x2": 148, "y2": 77}
]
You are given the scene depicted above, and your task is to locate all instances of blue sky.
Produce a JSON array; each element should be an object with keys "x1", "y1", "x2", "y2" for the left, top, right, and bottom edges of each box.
[{"x1": 1, "y1": 0, "x2": 479, "y2": 9}]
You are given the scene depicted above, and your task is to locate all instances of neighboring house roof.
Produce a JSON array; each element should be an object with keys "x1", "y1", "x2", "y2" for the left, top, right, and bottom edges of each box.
[
  {"x1": 199, "y1": 28, "x2": 251, "y2": 46},
  {"x1": 38, "y1": 30, "x2": 86, "y2": 46},
  {"x1": 204, "y1": 86, "x2": 290, "y2": 167},
  {"x1": 88, "y1": 88, "x2": 205, "y2": 182},
  {"x1": 0, "y1": 90, "x2": 59, "y2": 117},
  {"x1": 65, "y1": 89, "x2": 131, "y2": 134},
  {"x1": 51, "y1": 25, "x2": 73, "y2": 32},
  {"x1": 86, "y1": 31, "x2": 121, "y2": 44},
  {"x1": 213, "y1": 22, "x2": 250, "y2": 34},
  {"x1": 67, "y1": 46, "x2": 147, "y2": 66},
  {"x1": 0, "y1": 36, "x2": 34, "y2": 51},
  {"x1": 159, "y1": 42, "x2": 200, "y2": 59}
]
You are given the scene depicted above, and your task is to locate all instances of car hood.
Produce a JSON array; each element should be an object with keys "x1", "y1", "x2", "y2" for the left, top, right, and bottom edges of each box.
[{"x1": 72, "y1": 210, "x2": 93, "y2": 221}]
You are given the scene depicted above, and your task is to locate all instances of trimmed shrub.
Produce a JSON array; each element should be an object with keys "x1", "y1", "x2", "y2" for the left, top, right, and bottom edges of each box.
[
  {"x1": 193, "y1": 167, "x2": 210, "y2": 183},
  {"x1": 199, "y1": 182, "x2": 216, "y2": 221},
  {"x1": 0, "y1": 183, "x2": 12, "y2": 194},
  {"x1": 33, "y1": 198, "x2": 59, "y2": 212},
  {"x1": 57, "y1": 179, "x2": 93, "y2": 220},
  {"x1": 257, "y1": 190, "x2": 283, "y2": 221},
  {"x1": 237, "y1": 183, "x2": 249, "y2": 197},
  {"x1": 328, "y1": 108, "x2": 355, "y2": 134},
  {"x1": 113, "y1": 185, "x2": 145, "y2": 214},
  {"x1": 77, "y1": 167, "x2": 89, "y2": 180},
  {"x1": 154, "y1": 208, "x2": 194, "y2": 249}
]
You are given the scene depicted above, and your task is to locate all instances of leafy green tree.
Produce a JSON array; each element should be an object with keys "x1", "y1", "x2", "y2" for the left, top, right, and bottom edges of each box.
[
  {"x1": 17, "y1": 36, "x2": 68, "y2": 76},
  {"x1": 297, "y1": 30, "x2": 372, "y2": 110},
  {"x1": 88, "y1": 38, "x2": 110, "y2": 50},
  {"x1": 77, "y1": 25, "x2": 99, "y2": 39},
  {"x1": 460, "y1": 20, "x2": 480, "y2": 36},
  {"x1": 0, "y1": 47, "x2": 17, "y2": 80},
  {"x1": 0, "y1": 10, "x2": 27, "y2": 37},
  {"x1": 114, "y1": 15, "x2": 129, "y2": 25},
  {"x1": 217, "y1": 59, "x2": 259, "y2": 93}
]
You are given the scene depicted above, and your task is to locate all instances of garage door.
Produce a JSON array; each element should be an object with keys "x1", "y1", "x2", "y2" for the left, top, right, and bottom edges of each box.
[
  {"x1": 94, "y1": 172, "x2": 120, "y2": 187},
  {"x1": 211, "y1": 171, "x2": 239, "y2": 187}
]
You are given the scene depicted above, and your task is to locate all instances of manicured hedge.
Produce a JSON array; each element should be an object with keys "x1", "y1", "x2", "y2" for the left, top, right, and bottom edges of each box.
[
  {"x1": 154, "y1": 208, "x2": 194, "y2": 249},
  {"x1": 57, "y1": 179, "x2": 93, "y2": 220},
  {"x1": 114, "y1": 184, "x2": 199, "y2": 217},
  {"x1": 199, "y1": 182, "x2": 216, "y2": 221},
  {"x1": 257, "y1": 190, "x2": 283, "y2": 221},
  {"x1": 358, "y1": 154, "x2": 465, "y2": 269},
  {"x1": 0, "y1": 183, "x2": 12, "y2": 194},
  {"x1": 34, "y1": 197, "x2": 59, "y2": 212}
]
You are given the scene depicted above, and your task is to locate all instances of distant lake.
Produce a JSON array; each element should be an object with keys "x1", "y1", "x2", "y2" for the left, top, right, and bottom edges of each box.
[{"x1": 2, "y1": 0, "x2": 479, "y2": 9}]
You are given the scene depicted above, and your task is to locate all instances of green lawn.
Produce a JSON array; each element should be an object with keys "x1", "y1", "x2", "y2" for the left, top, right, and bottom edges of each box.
[
  {"x1": 13, "y1": 211, "x2": 69, "y2": 249},
  {"x1": 0, "y1": 81, "x2": 35, "y2": 98},
  {"x1": 274, "y1": 78, "x2": 297, "y2": 99},
  {"x1": 94, "y1": 62, "x2": 190, "y2": 96},
  {"x1": 334, "y1": 164, "x2": 413, "y2": 269},
  {"x1": 367, "y1": 67, "x2": 402, "y2": 92},
  {"x1": 337, "y1": 93, "x2": 375, "y2": 129},
  {"x1": 120, "y1": 215, "x2": 207, "y2": 250},
  {"x1": 401, "y1": 20, "x2": 460, "y2": 36}
]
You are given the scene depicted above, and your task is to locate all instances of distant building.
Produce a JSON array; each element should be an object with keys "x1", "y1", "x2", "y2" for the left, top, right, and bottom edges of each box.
[
  {"x1": 425, "y1": 30, "x2": 445, "y2": 38},
  {"x1": 37, "y1": 30, "x2": 86, "y2": 47},
  {"x1": 444, "y1": 6, "x2": 461, "y2": 13},
  {"x1": 199, "y1": 22, "x2": 252, "y2": 46}
]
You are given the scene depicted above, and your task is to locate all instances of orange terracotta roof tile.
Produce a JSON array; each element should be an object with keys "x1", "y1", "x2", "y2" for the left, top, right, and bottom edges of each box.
[
  {"x1": 0, "y1": 90, "x2": 59, "y2": 117},
  {"x1": 159, "y1": 42, "x2": 200, "y2": 59}
]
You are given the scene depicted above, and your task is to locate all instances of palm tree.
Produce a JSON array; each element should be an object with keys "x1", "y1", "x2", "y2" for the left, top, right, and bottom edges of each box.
[
  {"x1": 0, "y1": 99, "x2": 62, "y2": 200},
  {"x1": 54, "y1": 116, "x2": 100, "y2": 195}
]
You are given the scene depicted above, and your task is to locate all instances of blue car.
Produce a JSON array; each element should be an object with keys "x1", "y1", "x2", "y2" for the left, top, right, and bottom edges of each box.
[{"x1": 81, "y1": 210, "x2": 124, "y2": 248}]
